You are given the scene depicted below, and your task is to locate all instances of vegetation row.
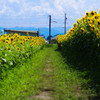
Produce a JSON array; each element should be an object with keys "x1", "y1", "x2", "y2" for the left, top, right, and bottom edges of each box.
[
  {"x1": 0, "y1": 32, "x2": 46, "y2": 79},
  {"x1": 56, "y1": 9, "x2": 100, "y2": 69}
]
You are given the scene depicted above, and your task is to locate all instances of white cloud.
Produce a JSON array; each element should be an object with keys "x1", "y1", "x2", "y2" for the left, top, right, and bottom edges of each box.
[
  {"x1": 8, "y1": 0, "x2": 20, "y2": 3},
  {"x1": 1, "y1": 0, "x2": 100, "y2": 16},
  {"x1": 0, "y1": 0, "x2": 100, "y2": 27}
]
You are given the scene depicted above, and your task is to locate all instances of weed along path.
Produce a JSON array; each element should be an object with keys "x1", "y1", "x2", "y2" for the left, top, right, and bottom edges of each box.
[{"x1": 28, "y1": 44, "x2": 93, "y2": 100}]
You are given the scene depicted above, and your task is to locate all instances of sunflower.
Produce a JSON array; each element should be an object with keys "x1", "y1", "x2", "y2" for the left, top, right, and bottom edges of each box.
[
  {"x1": 87, "y1": 18, "x2": 91, "y2": 22},
  {"x1": 25, "y1": 39, "x2": 28, "y2": 42},
  {"x1": 6, "y1": 47, "x2": 10, "y2": 50},
  {"x1": 86, "y1": 12, "x2": 89, "y2": 16},
  {"x1": 16, "y1": 47, "x2": 20, "y2": 51},
  {"x1": 98, "y1": 21, "x2": 100, "y2": 25},
  {"x1": 14, "y1": 33, "x2": 18, "y2": 37},
  {"x1": 6, "y1": 40, "x2": 9, "y2": 44},
  {"x1": 31, "y1": 43, "x2": 33, "y2": 47},
  {"x1": 77, "y1": 19, "x2": 80, "y2": 24},
  {"x1": 81, "y1": 27, "x2": 85, "y2": 33},
  {"x1": 95, "y1": 15, "x2": 98, "y2": 19},
  {"x1": 28, "y1": 37, "x2": 30, "y2": 39},
  {"x1": 10, "y1": 37, "x2": 14, "y2": 42},
  {"x1": 90, "y1": 11, "x2": 95, "y2": 16},
  {"x1": 73, "y1": 23, "x2": 76, "y2": 27},
  {"x1": 91, "y1": 25, "x2": 95, "y2": 31},
  {"x1": 96, "y1": 30, "x2": 100, "y2": 39},
  {"x1": 0, "y1": 37, "x2": 5, "y2": 43},
  {"x1": 4, "y1": 34, "x2": 7, "y2": 37},
  {"x1": 20, "y1": 41, "x2": 24, "y2": 45}
]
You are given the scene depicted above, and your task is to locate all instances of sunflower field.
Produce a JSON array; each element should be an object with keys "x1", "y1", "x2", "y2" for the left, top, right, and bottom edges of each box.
[
  {"x1": 0, "y1": 33, "x2": 46, "y2": 78},
  {"x1": 56, "y1": 9, "x2": 100, "y2": 68}
]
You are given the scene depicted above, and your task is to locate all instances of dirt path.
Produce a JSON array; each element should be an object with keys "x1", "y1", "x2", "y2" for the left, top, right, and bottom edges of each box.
[
  {"x1": 20, "y1": 45, "x2": 100, "y2": 100},
  {"x1": 29, "y1": 49, "x2": 55, "y2": 100}
]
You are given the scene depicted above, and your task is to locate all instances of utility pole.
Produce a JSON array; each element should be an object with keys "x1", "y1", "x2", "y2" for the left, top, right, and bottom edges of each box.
[
  {"x1": 49, "y1": 15, "x2": 51, "y2": 44},
  {"x1": 64, "y1": 13, "x2": 67, "y2": 34},
  {"x1": 38, "y1": 28, "x2": 40, "y2": 37}
]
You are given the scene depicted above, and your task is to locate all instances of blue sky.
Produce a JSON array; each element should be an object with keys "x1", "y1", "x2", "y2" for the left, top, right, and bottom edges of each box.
[{"x1": 0, "y1": 0, "x2": 100, "y2": 27}]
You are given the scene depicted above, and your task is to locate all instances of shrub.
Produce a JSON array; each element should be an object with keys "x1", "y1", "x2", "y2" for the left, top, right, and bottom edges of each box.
[{"x1": 56, "y1": 10, "x2": 100, "y2": 68}]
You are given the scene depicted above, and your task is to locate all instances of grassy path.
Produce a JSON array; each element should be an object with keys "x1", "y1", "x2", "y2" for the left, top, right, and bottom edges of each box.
[
  {"x1": 29, "y1": 48, "x2": 54, "y2": 100},
  {"x1": 28, "y1": 44, "x2": 92, "y2": 100}
]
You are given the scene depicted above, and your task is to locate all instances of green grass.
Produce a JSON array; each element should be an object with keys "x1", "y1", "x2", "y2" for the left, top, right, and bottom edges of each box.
[
  {"x1": 0, "y1": 47, "x2": 49, "y2": 100},
  {"x1": 0, "y1": 44, "x2": 99, "y2": 100}
]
